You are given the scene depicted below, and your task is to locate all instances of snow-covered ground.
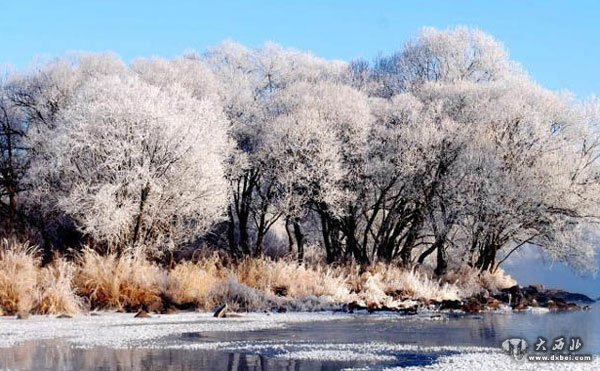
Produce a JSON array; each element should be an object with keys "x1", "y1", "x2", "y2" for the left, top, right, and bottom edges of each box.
[
  {"x1": 0, "y1": 312, "x2": 597, "y2": 370},
  {"x1": 0, "y1": 311, "x2": 348, "y2": 348}
]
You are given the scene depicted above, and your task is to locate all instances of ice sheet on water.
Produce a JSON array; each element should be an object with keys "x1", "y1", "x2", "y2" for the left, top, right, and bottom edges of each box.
[{"x1": 1, "y1": 311, "x2": 596, "y2": 370}]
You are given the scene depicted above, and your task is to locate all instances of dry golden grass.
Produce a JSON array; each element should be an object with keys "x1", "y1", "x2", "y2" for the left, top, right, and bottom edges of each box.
[
  {"x1": 0, "y1": 240, "x2": 39, "y2": 314},
  {"x1": 74, "y1": 249, "x2": 165, "y2": 311},
  {"x1": 35, "y1": 258, "x2": 84, "y2": 315},
  {"x1": 441, "y1": 265, "x2": 517, "y2": 297},
  {"x1": 0, "y1": 241, "x2": 513, "y2": 315},
  {"x1": 232, "y1": 258, "x2": 351, "y2": 300},
  {"x1": 208, "y1": 277, "x2": 276, "y2": 311},
  {"x1": 165, "y1": 256, "x2": 224, "y2": 309},
  {"x1": 228, "y1": 258, "x2": 462, "y2": 309},
  {"x1": 341, "y1": 263, "x2": 461, "y2": 308}
]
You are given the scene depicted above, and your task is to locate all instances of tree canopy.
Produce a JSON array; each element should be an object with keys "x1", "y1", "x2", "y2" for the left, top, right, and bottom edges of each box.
[{"x1": 1, "y1": 27, "x2": 598, "y2": 274}]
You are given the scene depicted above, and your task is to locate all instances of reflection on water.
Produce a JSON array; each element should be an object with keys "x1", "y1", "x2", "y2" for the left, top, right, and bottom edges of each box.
[
  {"x1": 188, "y1": 307, "x2": 599, "y2": 353},
  {"x1": 0, "y1": 306, "x2": 597, "y2": 370},
  {"x1": 0, "y1": 342, "x2": 346, "y2": 371},
  {"x1": 0, "y1": 340, "x2": 448, "y2": 370}
]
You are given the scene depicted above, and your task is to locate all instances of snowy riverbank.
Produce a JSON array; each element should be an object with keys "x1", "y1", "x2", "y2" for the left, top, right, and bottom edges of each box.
[{"x1": 0, "y1": 311, "x2": 597, "y2": 370}]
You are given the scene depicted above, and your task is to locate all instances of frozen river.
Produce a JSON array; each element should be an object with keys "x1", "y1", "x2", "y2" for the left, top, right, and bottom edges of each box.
[{"x1": 0, "y1": 306, "x2": 598, "y2": 370}]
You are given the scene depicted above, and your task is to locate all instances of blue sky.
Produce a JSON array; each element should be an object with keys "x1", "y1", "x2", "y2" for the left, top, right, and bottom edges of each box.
[
  {"x1": 1, "y1": 0, "x2": 599, "y2": 295},
  {"x1": 1, "y1": 0, "x2": 598, "y2": 98}
]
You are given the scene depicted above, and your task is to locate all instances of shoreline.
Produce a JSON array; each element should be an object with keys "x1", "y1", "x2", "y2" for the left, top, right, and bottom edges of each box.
[
  {"x1": 1, "y1": 309, "x2": 597, "y2": 347},
  {"x1": 3, "y1": 283, "x2": 594, "y2": 320},
  {"x1": 0, "y1": 310, "x2": 598, "y2": 370}
]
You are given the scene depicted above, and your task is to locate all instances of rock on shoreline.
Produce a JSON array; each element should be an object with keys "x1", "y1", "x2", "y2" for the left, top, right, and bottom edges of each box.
[
  {"x1": 341, "y1": 284, "x2": 595, "y2": 315},
  {"x1": 490, "y1": 285, "x2": 594, "y2": 312}
]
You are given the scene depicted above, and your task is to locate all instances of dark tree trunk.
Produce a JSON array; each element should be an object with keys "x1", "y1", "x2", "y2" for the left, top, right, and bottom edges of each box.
[
  {"x1": 319, "y1": 209, "x2": 336, "y2": 264},
  {"x1": 416, "y1": 235, "x2": 448, "y2": 276},
  {"x1": 7, "y1": 184, "x2": 17, "y2": 228},
  {"x1": 254, "y1": 213, "x2": 266, "y2": 257},
  {"x1": 434, "y1": 243, "x2": 448, "y2": 276},
  {"x1": 467, "y1": 224, "x2": 484, "y2": 267},
  {"x1": 344, "y1": 215, "x2": 368, "y2": 265},
  {"x1": 227, "y1": 207, "x2": 237, "y2": 256},
  {"x1": 234, "y1": 172, "x2": 257, "y2": 256},
  {"x1": 285, "y1": 218, "x2": 295, "y2": 253},
  {"x1": 399, "y1": 213, "x2": 423, "y2": 267},
  {"x1": 238, "y1": 210, "x2": 251, "y2": 255},
  {"x1": 293, "y1": 219, "x2": 304, "y2": 264},
  {"x1": 476, "y1": 241, "x2": 498, "y2": 272},
  {"x1": 0, "y1": 111, "x2": 19, "y2": 233},
  {"x1": 131, "y1": 183, "x2": 151, "y2": 250}
]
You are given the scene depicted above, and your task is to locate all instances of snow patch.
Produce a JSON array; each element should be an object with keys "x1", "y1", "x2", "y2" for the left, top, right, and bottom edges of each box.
[{"x1": 0, "y1": 311, "x2": 353, "y2": 348}]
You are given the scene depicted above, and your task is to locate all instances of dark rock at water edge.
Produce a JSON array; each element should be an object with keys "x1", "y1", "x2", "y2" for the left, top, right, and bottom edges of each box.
[
  {"x1": 212, "y1": 303, "x2": 247, "y2": 318},
  {"x1": 164, "y1": 306, "x2": 179, "y2": 315},
  {"x1": 273, "y1": 286, "x2": 289, "y2": 297},
  {"x1": 463, "y1": 298, "x2": 482, "y2": 313},
  {"x1": 544, "y1": 289, "x2": 595, "y2": 304},
  {"x1": 496, "y1": 285, "x2": 594, "y2": 310},
  {"x1": 213, "y1": 304, "x2": 228, "y2": 318},
  {"x1": 439, "y1": 300, "x2": 462, "y2": 310},
  {"x1": 16, "y1": 311, "x2": 30, "y2": 320},
  {"x1": 341, "y1": 301, "x2": 366, "y2": 313},
  {"x1": 134, "y1": 310, "x2": 152, "y2": 318},
  {"x1": 486, "y1": 297, "x2": 502, "y2": 310},
  {"x1": 336, "y1": 284, "x2": 595, "y2": 315}
]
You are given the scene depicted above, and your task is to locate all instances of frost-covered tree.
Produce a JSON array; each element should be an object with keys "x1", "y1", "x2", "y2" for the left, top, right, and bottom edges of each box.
[
  {"x1": 10, "y1": 53, "x2": 128, "y2": 129},
  {"x1": 408, "y1": 77, "x2": 600, "y2": 275},
  {"x1": 261, "y1": 80, "x2": 371, "y2": 262},
  {"x1": 4, "y1": 54, "x2": 134, "y2": 258},
  {"x1": 132, "y1": 54, "x2": 219, "y2": 101},
  {"x1": 0, "y1": 28, "x2": 597, "y2": 276},
  {"x1": 353, "y1": 26, "x2": 516, "y2": 98},
  {"x1": 204, "y1": 42, "x2": 348, "y2": 257},
  {"x1": 345, "y1": 27, "x2": 599, "y2": 274},
  {"x1": 0, "y1": 76, "x2": 28, "y2": 232},
  {"x1": 28, "y1": 74, "x2": 230, "y2": 253}
]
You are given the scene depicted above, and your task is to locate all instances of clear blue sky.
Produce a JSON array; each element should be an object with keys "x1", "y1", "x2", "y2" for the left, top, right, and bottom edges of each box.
[{"x1": 1, "y1": 0, "x2": 598, "y2": 98}]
